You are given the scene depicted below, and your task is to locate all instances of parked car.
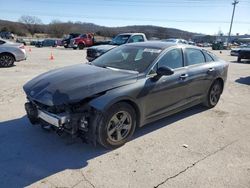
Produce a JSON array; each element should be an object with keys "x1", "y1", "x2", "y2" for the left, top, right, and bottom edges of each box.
[
  {"x1": 0, "y1": 31, "x2": 14, "y2": 39},
  {"x1": 69, "y1": 33, "x2": 94, "y2": 50},
  {"x1": 35, "y1": 39, "x2": 57, "y2": 48},
  {"x1": 237, "y1": 48, "x2": 250, "y2": 62},
  {"x1": 62, "y1": 33, "x2": 80, "y2": 48},
  {"x1": 86, "y1": 33, "x2": 147, "y2": 61},
  {"x1": 188, "y1": 41, "x2": 196, "y2": 45},
  {"x1": 56, "y1": 39, "x2": 63, "y2": 46},
  {"x1": 30, "y1": 41, "x2": 38, "y2": 46},
  {"x1": 23, "y1": 41, "x2": 228, "y2": 149},
  {"x1": 16, "y1": 38, "x2": 27, "y2": 45},
  {"x1": 212, "y1": 42, "x2": 224, "y2": 50},
  {"x1": 231, "y1": 44, "x2": 250, "y2": 56},
  {"x1": 162, "y1": 38, "x2": 188, "y2": 44},
  {"x1": 0, "y1": 39, "x2": 26, "y2": 67}
]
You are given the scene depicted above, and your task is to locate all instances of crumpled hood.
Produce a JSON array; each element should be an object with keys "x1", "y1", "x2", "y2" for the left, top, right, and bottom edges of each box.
[
  {"x1": 89, "y1": 44, "x2": 117, "y2": 52},
  {"x1": 23, "y1": 64, "x2": 138, "y2": 106}
]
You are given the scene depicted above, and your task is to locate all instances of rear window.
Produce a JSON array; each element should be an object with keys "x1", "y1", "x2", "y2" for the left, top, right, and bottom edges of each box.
[
  {"x1": 185, "y1": 48, "x2": 205, "y2": 66},
  {"x1": 203, "y1": 51, "x2": 214, "y2": 62},
  {"x1": 204, "y1": 50, "x2": 218, "y2": 61}
]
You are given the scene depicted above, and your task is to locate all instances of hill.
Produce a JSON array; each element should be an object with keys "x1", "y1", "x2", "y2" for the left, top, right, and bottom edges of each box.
[{"x1": 0, "y1": 19, "x2": 195, "y2": 39}]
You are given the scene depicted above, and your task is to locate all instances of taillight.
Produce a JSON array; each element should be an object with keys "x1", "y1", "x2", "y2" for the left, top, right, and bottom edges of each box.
[{"x1": 19, "y1": 45, "x2": 25, "y2": 49}]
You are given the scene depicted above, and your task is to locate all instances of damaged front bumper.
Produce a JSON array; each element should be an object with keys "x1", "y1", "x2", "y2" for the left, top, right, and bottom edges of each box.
[
  {"x1": 24, "y1": 100, "x2": 96, "y2": 144},
  {"x1": 37, "y1": 109, "x2": 69, "y2": 128}
]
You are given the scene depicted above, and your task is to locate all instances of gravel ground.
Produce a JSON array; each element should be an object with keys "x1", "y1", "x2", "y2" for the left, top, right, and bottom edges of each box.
[{"x1": 0, "y1": 46, "x2": 250, "y2": 188}]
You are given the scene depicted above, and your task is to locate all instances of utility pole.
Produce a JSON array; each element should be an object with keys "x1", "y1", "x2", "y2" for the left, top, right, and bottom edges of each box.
[{"x1": 228, "y1": 0, "x2": 239, "y2": 47}]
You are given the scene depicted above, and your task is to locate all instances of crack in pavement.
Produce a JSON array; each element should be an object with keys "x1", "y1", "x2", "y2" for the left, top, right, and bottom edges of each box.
[
  {"x1": 154, "y1": 140, "x2": 237, "y2": 188},
  {"x1": 72, "y1": 170, "x2": 95, "y2": 188}
]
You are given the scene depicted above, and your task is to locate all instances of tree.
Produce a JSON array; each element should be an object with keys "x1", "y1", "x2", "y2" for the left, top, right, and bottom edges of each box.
[
  {"x1": 18, "y1": 15, "x2": 42, "y2": 36},
  {"x1": 48, "y1": 20, "x2": 69, "y2": 38},
  {"x1": 0, "y1": 27, "x2": 8, "y2": 32}
]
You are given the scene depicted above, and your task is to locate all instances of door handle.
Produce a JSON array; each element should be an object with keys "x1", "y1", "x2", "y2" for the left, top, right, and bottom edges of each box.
[
  {"x1": 179, "y1": 74, "x2": 188, "y2": 80},
  {"x1": 207, "y1": 68, "x2": 215, "y2": 73}
]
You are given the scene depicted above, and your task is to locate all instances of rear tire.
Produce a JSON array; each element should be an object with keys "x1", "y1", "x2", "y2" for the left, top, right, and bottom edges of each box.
[
  {"x1": 203, "y1": 80, "x2": 223, "y2": 108},
  {"x1": 0, "y1": 54, "x2": 15, "y2": 67},
  {"x1": 96, "y1": 102, "x2": 136, "y2": 149}
]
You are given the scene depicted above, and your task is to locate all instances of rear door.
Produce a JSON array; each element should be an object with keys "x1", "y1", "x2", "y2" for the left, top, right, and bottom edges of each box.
[{"x1": 183, "y1": 48, "x2": 215, "y2": 103}]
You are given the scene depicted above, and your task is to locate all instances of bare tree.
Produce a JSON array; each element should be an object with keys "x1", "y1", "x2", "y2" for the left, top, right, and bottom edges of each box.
[
  {"x1": 48, "y1": 20, "x2": 69, "y2": 38},
  {"x1": 18, "y1": 15, "x2": 42, "y2": 36}
]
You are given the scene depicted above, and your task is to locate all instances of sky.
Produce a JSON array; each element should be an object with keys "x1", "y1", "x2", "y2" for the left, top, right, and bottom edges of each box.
[{"x1": 0, "y1": 0, "x2": 249, "y2": 35}]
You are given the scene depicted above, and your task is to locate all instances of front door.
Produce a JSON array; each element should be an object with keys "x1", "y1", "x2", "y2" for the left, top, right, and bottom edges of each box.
[{"x1": 143, "y1": 48, "x2": 190, "y2": 120}]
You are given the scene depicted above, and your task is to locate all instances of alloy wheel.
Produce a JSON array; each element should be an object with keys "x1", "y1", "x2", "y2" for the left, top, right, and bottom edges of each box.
[
  {"x1": 0, "y1": 55, "x2": 14, "y2": 67},
  {"x1": 107, "y1": 111, "x2": 132, "y2": 143},
  {"x1": 210, "y1": 83, "x2": 221, "y2": 106}
]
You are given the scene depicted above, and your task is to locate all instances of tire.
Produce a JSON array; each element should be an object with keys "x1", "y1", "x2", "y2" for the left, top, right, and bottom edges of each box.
[
  {"x1": 78, "y1": 43, "x2": 85, "y2": 50},
  {"x1": 203, "y1": 80, "x2": 223, "y2": 108},
  {"x1": 237, "y1": 56, "x2": 241, "y2": 62},
  {"x1": 73, "y1": 47, "x2": 77, "y2": 50},
  {"x1": 64, "y1": 45, "x2": 68, "y2": 48},
  {"x1": 96, "y1": 102, "x2": 136, "y2": 149},
  {"x1": 0, "y1": 54, "x2": 15, "y2": 67}
]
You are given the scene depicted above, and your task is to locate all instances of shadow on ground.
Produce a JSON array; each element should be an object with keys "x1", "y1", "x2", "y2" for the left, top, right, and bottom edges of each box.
[
  {"x1": 235, "y1": 76, "x2": 250, "y2": 85},
  {"x1": 230, "y1": 60, "x2": 250, "y2": 64},
  {"x1": 0, "y1": 105, "x2": 207, "y2": 187}
]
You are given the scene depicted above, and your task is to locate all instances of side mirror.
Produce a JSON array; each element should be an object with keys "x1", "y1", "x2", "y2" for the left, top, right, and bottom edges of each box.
[{"x1": 156, "y1": 66, "x2": 174, "y2": 76}]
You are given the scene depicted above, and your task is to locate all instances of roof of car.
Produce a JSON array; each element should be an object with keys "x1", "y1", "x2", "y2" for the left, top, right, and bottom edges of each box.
[
  {"x1": 119, "y1": 33, "x2": 145, "y2": 36},
  {"x1": 124, "y1": 41, "x2": 178, "y2": 49},
  {"x1": 125, "y1": 41, "x2": 202, "y2": 50}
]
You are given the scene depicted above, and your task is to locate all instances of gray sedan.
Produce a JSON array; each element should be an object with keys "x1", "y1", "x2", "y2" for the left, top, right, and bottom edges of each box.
[
  {"x1": 24, "y1": 42, "x2": 229, "y2": 149},
  {"x1": 0, "y1": 39, "x2": 27, "y2": 67}
]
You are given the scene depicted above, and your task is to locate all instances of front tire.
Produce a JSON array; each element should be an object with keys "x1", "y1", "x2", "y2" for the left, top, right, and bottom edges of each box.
[
  {"x1": 0, "y1": 54, "x2": 15, "y2": 67},
  {"x1": 78, "y1": 43, "x2": 85, "y2": 50},
  {"x1": 96, "y1": 102, "x2": 136, "y2": 149},
  {"x1": 237, "y1": 55, "x2": 241, "y2": 62},
  {"x1": 203, "y1": 80, "x2": 223, "y2": 108}
]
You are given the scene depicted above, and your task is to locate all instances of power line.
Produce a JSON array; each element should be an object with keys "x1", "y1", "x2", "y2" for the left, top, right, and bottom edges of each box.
[{"x1": 1, "y1": 9, "x2": 249, "y2": 25}]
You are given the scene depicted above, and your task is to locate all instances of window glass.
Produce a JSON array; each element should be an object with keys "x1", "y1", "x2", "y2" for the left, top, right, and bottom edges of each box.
[
  {"x1": 80, "y1": 34, "x2": 87, "y2": 38},
  {"x1": 129, "y1": 35, "x2": 144, "y2": 43},
  {"x1": 110, "y1": 35, "x2": 130, "y2": 45},
  {"x1": 203, "y1": 51, "x2": 214, "y2": 62},
  {"x1": 157, "y1": 48, "x2": 183, "y2": 69},
  {"x1": 93, "y1": 45, "x2": 161, "y2": 73},
  {"x1": 186, "y1": 48, "x2": 205, "y2": 65}
]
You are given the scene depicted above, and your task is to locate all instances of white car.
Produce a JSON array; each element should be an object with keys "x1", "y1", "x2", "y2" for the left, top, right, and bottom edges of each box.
[{"x1": 0, "y1": 39, "x2": 27, "y2": 67}]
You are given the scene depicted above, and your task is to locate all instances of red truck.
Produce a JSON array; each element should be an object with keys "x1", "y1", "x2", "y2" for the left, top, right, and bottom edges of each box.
[{"x1": 69, "y1": 33, "x2": 94, "y2": 50}]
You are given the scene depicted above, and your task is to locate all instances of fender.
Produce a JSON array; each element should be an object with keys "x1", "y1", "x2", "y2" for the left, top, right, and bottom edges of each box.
[
  {"x1": 78, "y1": 41, "x2": 86, "y2": 46},
  {"x1": 89, "y1": 91, "x2": 139, "y2": 112}
]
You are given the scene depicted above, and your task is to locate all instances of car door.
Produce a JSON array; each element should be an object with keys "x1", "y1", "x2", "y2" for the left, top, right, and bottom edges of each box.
[
  {"x1": 143, "y1": 48, "x2": 190, "y2": 120},
  {"x1": 183, "y1": 48, "x2": 215, "y2": 104}
]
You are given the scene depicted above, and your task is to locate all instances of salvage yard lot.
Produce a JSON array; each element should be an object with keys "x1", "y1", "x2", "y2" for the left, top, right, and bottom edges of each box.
[{"x1": 0, "y1": 46, "x2": 250, "y2": 188}]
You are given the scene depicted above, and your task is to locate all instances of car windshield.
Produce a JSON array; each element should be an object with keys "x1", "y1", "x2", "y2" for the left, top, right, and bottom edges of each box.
[
  {"x1": 92, "y1": 45, "x2": 162, "y2": 73},
  {"x1": 110, "y1": 35, "x2": 131, "y2": 45}
]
